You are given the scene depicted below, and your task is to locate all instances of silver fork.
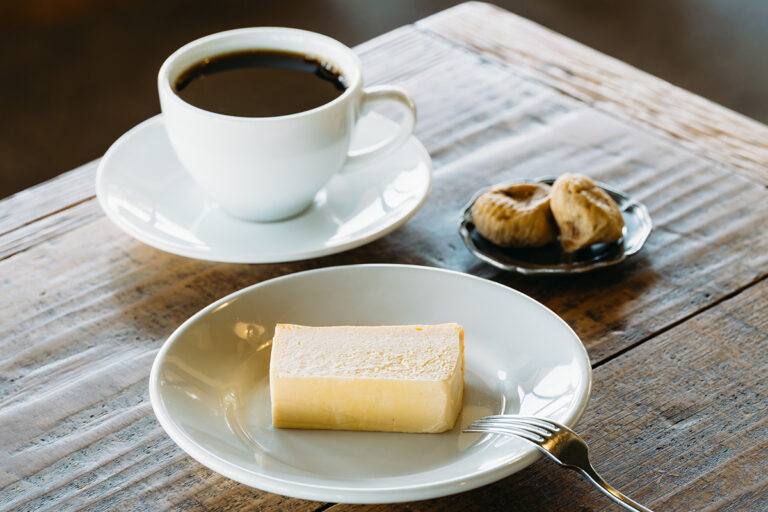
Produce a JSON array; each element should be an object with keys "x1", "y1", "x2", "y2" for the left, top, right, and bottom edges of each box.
[{"x1": 464, "y1": 415, "x2": 654, "y2": 512}]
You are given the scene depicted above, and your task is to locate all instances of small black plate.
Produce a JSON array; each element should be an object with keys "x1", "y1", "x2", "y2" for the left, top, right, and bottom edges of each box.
[{"x1": 458, "y1": 177, "x2": 652, "y2": 275}]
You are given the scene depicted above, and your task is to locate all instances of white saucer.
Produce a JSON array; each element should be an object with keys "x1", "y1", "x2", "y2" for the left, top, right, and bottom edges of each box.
[
  {"x1": 96, "y1": 114, "x2": 432, "y2": 263},
  {"x1": 149, "y1": 264, "x2": 592, "y2": 503}
]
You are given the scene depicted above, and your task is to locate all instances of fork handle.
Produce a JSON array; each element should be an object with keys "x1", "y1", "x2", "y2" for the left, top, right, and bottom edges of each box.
[{"x1": 578, "y1": 464, "x2": 654, "y2": 512}]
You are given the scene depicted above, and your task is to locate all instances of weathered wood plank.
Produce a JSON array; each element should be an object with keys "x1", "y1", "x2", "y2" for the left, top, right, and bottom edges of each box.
[
  {"x1": 0, "y1": 160, "x2": 97, "y2": 236},
  {"x1": 418, "y1": 2, "x2": 768, "y2": 186},
  {"x1": 326, "y1": 277, "x2": 768, "y2": 511},
  {"x1": 0, "y1": 199, "x2": 102, "y2": 261},
  {"x1": 0, "y1": 228, "x2": 322, "y2": 512},
  {"x1": 353, "y1": 27, "x2": 768, "y2": 362}
]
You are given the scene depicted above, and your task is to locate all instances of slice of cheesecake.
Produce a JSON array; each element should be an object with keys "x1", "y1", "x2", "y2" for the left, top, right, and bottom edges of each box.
[{"x1": 270, "y1": 323, "x2": 464, "y2": 433}]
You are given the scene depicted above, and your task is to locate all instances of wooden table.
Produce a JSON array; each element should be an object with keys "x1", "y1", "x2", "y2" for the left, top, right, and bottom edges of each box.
[{"x1": 2, "y1": 3, "x2": 767, "y2": 511}]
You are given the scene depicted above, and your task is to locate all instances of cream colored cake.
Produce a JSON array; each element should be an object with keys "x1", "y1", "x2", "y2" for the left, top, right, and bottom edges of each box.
[{"x1": 269, "y1": 323, "x2": 465, "y2": 433}]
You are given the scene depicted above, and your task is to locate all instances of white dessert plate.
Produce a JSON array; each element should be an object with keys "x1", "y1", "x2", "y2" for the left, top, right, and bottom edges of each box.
[
  {"x1": 96, "y1": 113, "x2": 432, "y2": 263},
  {"x1": 149, "y1": 264, "x2": 592, "y2": 503}
]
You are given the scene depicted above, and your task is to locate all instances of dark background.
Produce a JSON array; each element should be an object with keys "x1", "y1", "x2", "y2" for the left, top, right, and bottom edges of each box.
[{"x1": 2, "y1": 0, "x2": 766, "y2": 199}]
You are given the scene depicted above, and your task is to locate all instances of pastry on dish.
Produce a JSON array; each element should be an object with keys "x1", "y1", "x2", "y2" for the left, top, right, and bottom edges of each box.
[
  {"x1": 270, "y1": 323, "x2": 464, "y2": 433},
  {"x1": 470, "y1": 182, "x2": 557, "y2": 248},
  {"x1": 550, "y1": 173, "x2": 624, "y2": 252}
]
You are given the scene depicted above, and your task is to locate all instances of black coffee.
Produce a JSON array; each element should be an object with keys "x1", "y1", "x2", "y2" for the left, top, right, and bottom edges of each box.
[{"x1": 174, "y1": 49, "x2": 348, "y2": 117}]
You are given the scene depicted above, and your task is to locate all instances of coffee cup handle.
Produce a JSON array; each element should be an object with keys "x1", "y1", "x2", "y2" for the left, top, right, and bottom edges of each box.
[{"x1": 342, "y1": 85, "x2": 417, "y2": 172}]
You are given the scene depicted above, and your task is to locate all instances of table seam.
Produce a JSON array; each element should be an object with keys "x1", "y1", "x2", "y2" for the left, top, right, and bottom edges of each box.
[
  {"x1": 591, "y1": 272, "x2": 768, "y2": 369},
  {"x1": 412, "y1": 20, "x2": 768, "y2": 189}
]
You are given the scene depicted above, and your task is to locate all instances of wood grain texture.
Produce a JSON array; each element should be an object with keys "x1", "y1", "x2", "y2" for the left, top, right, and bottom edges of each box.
[
  {"x1": 326, "y1": 278, "x2": 768, "y2": 511},
  {"x1": 0, "y1": 227, "x2": 322, "y2": 512},
  {"x1": 2, "y1": 4, "x2": 768, "y2": 511},
  {"x1": 0, "y1": 160, "x2": 96, "y2": 236},
  {"x1": 354, "y1": 27, "x2": 768, "y2": 364},
  {"x1": 418, "y1": 2, "x2": 768, "y2": 186},
  {"x1": 0, "y1": 160, "x2": 98, "y2": 262},
  {"x1": 0, "y1": 200, "x2": 102, "y2": 262}
]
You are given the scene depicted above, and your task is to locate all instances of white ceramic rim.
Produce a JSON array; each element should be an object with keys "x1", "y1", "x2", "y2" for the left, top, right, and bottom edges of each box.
[
  {"x1": 148, "y1": 264, "x2": 592, "y2": 503},
  {"x1": 158, "y1": 27, "x2": 363, "y2": 122},
  {"x1": 94, "y1": 114, "x2": 433, "y2": 263}
]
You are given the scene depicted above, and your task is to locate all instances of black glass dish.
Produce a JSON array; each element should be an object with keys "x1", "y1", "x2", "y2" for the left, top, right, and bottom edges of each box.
[{"x1": 458, "y1": 177, "x2": 652, "y2": 275}]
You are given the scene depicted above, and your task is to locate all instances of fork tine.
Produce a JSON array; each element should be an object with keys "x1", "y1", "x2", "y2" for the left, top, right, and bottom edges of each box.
[
  {"x1": 481, "y1": 415, "x2": 560, "y2": 431},
  {"x1": 463, "y1": 426, "x2": 546, "y2": 443},
  {"x1": 471, "y1": 418, "x2": 552, "y2": 438},
  {"x1": 516, "y1": 416, "x2": 560, "y2": 431}
]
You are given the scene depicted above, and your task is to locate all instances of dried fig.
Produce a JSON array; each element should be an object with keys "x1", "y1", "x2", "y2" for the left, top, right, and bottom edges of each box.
[
  {"x1": 550, "y1": 173, "x2": 624, "y2": 252},
  {"x1": 471, "y1": 182, "x2": 557, "y2": 248}
]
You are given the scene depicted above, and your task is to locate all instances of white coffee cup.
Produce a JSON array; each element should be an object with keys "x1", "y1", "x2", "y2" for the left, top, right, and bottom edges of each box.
[{"x1": 158, "y1": 28, "x2": 417, "y2": 222}]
